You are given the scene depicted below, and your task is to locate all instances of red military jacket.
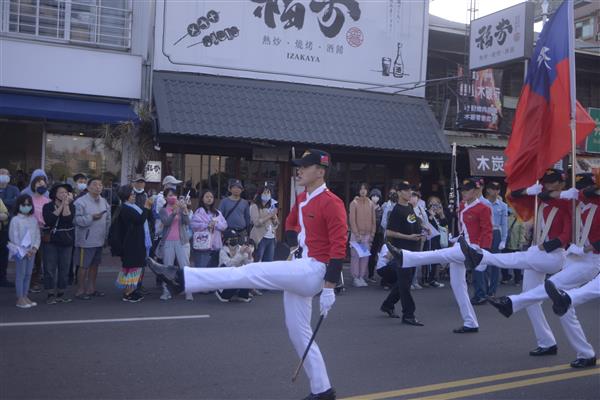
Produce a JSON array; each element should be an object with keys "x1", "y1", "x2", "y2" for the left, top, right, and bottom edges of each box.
[
  {"x1": 579, "y1": 192, "x2": 600, "y2": 254},
  {"x1": 508, "y1": 194, "x2": 572, "y2": 248},
  {"x1": 459, "y1": 198, "x2": 493, "y2": 249},
  {"x1": 285, "y1": 184, "x2": 348, "y2": 265}
]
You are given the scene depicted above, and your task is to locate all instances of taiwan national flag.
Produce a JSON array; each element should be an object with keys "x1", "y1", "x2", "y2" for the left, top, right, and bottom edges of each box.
[{"x1": 504, "y1": 0, "x2": 596, "y2": 191}]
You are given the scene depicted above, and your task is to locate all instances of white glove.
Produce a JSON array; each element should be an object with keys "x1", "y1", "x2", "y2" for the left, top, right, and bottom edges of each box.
[
  {"x1": 566, "y1": 244, "x2": 585, "y2": 256},
  {"x1": 525, "y1": 183, "x2": 543, "y2": 196},
  {"x1": 448, "y1": 235, "x2": 459, "y2": 244},
  {"x1": 475, "y1": 264, "x2": 488, "y2": 272},
  {"x1": 560, "y1": 188, "x2": 579, "y2": 200},
  {"x1": 498, "y1": 241, "x2": 506, "y2": 251},
  {"x1": 319, "y1": 288, "x2": 336, "y2": 318}
]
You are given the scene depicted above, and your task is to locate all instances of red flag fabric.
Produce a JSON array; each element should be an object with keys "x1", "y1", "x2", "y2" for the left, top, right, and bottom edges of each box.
[{"x1": 504, "y1": 1, "x2": 596, "y2": 191}]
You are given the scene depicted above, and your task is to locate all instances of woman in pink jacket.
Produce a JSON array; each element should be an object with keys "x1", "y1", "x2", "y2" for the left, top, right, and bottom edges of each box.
[
  {"x1": 349, "y1": 183, "x2": 376, "y2": 287},
  {"x1": 190, "y1": 190, "x2": 228, "y2": 271}
]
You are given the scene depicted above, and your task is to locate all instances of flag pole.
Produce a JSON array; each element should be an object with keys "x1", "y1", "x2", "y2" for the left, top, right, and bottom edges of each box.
[{"x1": 567, "y1": 0, "x2": 579, "y2": 242}]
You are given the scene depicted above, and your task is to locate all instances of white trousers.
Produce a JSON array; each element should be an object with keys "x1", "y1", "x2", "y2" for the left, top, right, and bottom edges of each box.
[
  {"x1": 510, "y1": 253, "x2": 600, "y2": 357},
  {"x1": 567, "y1": 273, "x2": 600, "y2": 307},
  {"x1": 184, "y1": 258, "x2": 330, "y2": 394},
  {"x1": 483, "y1": 246, "x2": 566, "y2": 348},
  {"x1": 481, "y1": 245, "x2": 565, "y2": 274},
  {"x1": 401, "y1": 245, "x2": 478, "y2": 328}
]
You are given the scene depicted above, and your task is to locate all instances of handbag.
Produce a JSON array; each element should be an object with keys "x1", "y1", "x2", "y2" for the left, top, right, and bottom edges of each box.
[
  {"x1": 50, "y1": 214, "x2": 74, "y2": 246},
  {"x1": 192, "y1": 230, "x2": 212, "y2": 250}
]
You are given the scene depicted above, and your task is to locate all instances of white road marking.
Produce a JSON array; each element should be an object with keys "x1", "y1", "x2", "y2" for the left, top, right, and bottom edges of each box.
[{"x1": 0, "y1": 314, "x2": 210, "y2": 327}]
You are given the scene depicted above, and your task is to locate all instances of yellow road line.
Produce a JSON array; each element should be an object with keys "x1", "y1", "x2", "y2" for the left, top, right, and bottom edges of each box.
[
  {"x1": 341, "y1": 364, "x2": 572, "y2": 400},
  {"x1": 411, "y1": 368, "x2": 600, "y2": 400}
]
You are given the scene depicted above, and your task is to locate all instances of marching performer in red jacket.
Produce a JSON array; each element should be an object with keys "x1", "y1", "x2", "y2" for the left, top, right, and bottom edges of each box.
[
  {"x1": 387, "y1": 177, "x2": 492, "y2": 333},
  {"x1": 147, "y1": 149, "x2": 348, "y2": 400},
  {"x1": 488, "y1": 173, "x2": 599, "y2": 368},
  {"x1": 462, "y1": 169, "x2": 572, "y2": 357}
]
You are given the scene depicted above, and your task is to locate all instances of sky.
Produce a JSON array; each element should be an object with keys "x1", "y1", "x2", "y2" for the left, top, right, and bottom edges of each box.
[{"x1": 429, "y1": 0, "x2": 544, "y2": 31}]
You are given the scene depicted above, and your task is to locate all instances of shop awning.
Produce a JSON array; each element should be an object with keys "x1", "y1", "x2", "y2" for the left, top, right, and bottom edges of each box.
[
  {"x1": 153, "y1": 72, "x2": 450, "y2": 155},
  {"x1": 0, "y1": 92, "x2": 138, "y2": 124}
]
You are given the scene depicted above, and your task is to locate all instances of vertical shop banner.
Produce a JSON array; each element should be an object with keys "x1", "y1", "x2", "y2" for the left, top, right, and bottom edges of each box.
[
  {"x1": 154, "y1": 0, "x2": 429, "y2": 96},
  {"x1": 456, "y1": 68, "x2": 503, "y2": 131},
  {"x1": 468, "y1": 149, "x2": 507, "y2": 177},
  {"x1": 585, "y1": 108, "x2": 600, "y2": 154},
  {"x1": 145, "y1": 161, "x2": 162, "y2": 183}
]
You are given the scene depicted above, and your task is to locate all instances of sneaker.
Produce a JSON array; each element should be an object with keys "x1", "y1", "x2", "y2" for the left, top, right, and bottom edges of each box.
[
  {"x1": 215, "y1": 290, "x2": 230, "y2": 303},
  {"x1": 46, "y1": 295, "x2": 57, "y2": 305},
  {"x1": 29, "y1": 285, "x2": 42, "y2": 293},
  {"x1": 366, "y1": 277, "x2": 377, "y2": 284},
  {"x1": 236, "y1": 296, "x2": 253, "y2": 303},
  {"x1": 56, "y1": 295, "x2": 73, "y2": 303},
  {"x1": 352, "y1": 278, "x2": 362, "y2": 287},
  {"x1": 185, "y1": 293, "x2": 194, "y2": 301},
  {"x1": 250, "y1": 289, "x2": 263, "y2": 296},
  {"x1": 123, "y1": 292, "x2": 143, "y2": 303},
  {"x1": 159, "y1": 291, "x2": 172, "y2": 301},
  {"x1": 360, "y1": 278, "x2": 369, "y2": 287},
  {"x1": 411, "y1": 283, "x2": 423, "y2": 290},
  {"x1": 429, "y1": 281, "x2": 445, "y2": 288},
  {"x1": 16, "y1": 303, "x2": 32, "y2": 309}
]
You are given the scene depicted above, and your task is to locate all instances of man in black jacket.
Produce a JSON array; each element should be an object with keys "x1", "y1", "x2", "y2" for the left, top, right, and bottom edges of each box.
[{"x1": 380, "y1": 180, "x2": 424, "y2": 326}]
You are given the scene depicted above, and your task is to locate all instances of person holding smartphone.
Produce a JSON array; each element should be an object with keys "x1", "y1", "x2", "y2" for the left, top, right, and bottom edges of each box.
[
  {"x1": 379, "y1": 180, "x2": 424, "y2": 326},
  {"x1": 73, "y1": 177, "x2": 111, "y2": 300}
]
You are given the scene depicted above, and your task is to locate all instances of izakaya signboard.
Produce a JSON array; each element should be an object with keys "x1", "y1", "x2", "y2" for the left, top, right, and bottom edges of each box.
[
  {"x1": 154, "y1": 0, "x2": 429, "y2": 96},
  {"x1": 469, "y1": 149, "x2": 507, "y2": 177},
  {"x1": 456, "y1": 67, "x2": 503, "y2": 131},
  {"x1": 469, "y1": 2, "x2": 534, "y2": 71}
]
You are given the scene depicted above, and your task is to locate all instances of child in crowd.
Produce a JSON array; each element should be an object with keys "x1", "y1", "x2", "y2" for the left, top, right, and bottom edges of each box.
[
  {"x1": 215, "y1": 229, "x2": 254, "y2": 303},
  {"x1": 8, "y1": 195, "x2": 41, "y2": 308}
]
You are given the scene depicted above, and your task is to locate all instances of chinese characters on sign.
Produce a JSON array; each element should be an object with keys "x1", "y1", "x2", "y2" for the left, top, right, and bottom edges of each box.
[
  {"x1": 456, "y1": 67, "x2": 503, "y2": 131},
  {"x1": 252, "y1": 0, "x2": 361, "y2": 38},
  {"x1": 157, "y1": 0, "x2": 429, "y2": 96},
  {"x1": 469, "y1": 2, "x2": 533, "y2": 70},
  {"x1": 468, "y1": 149, "x2": 507, "y2": 177},
  {"x1": 145, "y1": 161, "x2": 162, "y2": 183}
]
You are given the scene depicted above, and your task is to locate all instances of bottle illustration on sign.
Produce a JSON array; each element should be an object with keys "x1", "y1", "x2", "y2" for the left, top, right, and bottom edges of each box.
[{"x1": 393, "y1": 42, "x2": 404, "y2": 78}]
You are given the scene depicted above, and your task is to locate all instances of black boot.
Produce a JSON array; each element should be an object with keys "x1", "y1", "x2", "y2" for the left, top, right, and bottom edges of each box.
[
  {"x1": 544, "y1": 280, "x2": 571, "y2": 317},
  {"x1": 488, "y1": 296, "x2": 513, "y2": 318},
  {"x1": 385, "y1": 241, "x2": 403, "y2": 266},
  {"x1": 529, "y1": 345, "x2": 557, "y2": 356},
  {"x1": 458, "y1": 236, "x2": 483, "y2": 270},
  {"x1": 303, "y1": 387, "x2": 336, "y2": 400},
  {"x1": 570, "y1": 357, "x2": 596, "y2": 368},
  {"x1": 145, "y1": 257, "x2": 185, "y2": 295}
]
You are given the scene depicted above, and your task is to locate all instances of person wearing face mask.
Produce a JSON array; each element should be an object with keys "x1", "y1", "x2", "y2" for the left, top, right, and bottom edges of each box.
[
  {"x1": 250, "y1": 184, "x2": 279, "y2": 264},
  {"x1": 0, "y1": 168, "x2": 20, "y2": 287},
  {"x1": 349, "y1": 183, "x2": 376, "y2": 287},
  {"x1": 132, "y1": 175, "x2": 148, "y2": 209},
  {"x1": 73, "y1": 173, "x2": 88, "y2": 200},
  {"x1": 42, "y1": 183, "x2": 75, "y2": 304},
  {"x1": 381, "y1": 187, "x2": 398, "y2": 232},
  {"x1": 9, "y1": 195, "x2": 41, "y2": 308},
  {"x1": 215, "y1": 229, "x2": 254, "y2": 303},
  {"x1": 367, "y1": 188, "x2": 383, "y2": 283},
  {"x1": 73, "y1": 177, "x2": 111, "y2": 300},
  {"x1": 30, "y1": 175, "x2": 51, "y2": 293},
  {"x1": 190, "y1": 189, "x2": 228, "y2": 271},
  {"x1": 157, "y1": 188, "x2": 191, "y2": 300},
  {"x1": 20, "y1": 169, "x2": 49, "y2": 197}
]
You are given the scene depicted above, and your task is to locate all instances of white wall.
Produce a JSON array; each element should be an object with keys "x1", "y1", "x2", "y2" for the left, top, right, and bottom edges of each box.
[{"x1": 0, "y1": 38, "x2": 142, "y2": 99}]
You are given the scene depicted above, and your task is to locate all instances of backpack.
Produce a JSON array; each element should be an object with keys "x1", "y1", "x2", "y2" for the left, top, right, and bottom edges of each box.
[{"x1": 108, "y1": 206, "x2": 124, "y2": 257}]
